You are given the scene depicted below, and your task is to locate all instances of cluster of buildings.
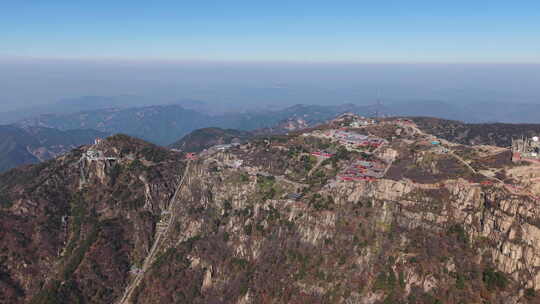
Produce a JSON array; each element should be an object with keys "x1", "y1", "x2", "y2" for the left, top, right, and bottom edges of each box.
[
  {"x1": 338, "y1": 158, "x2": 388, "y2": 181},
  {"x1": 332, "y1": 113, "x2": 377, "y2": 128},
  {"x1": 431, "y1": 145, "x2": 450, "y2": 154},
  {"x1": 348, "y1": 118, "x2": 376, "y2": 128},
  {"x1": 512, "y1": 136, "x2": 540, "y2": 162},
  {"x1": 324, "y1": 130, "x2": 387, "y2": 151}
]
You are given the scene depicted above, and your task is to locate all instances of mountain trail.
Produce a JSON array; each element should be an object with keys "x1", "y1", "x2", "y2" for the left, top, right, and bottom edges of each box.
[{"x1": 116, "y1": 160, "x2": 192, "y2": 304}]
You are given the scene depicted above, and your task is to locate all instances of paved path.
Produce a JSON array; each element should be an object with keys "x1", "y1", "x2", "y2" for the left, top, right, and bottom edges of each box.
[{"x1": 117, "y1": 161, "x2": 192, "y2": 304}]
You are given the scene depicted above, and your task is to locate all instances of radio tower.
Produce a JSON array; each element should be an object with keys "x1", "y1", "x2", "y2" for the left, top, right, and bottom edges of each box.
[{"x1": 374, "y1": 98, "x2": 383, "y2": 118}]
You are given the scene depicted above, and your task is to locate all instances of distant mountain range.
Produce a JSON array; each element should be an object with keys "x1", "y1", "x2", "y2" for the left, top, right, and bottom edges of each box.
[
  {"x1": 388, "y1": 101, "x2": 540, "y2": 124},
  {"x1": 17, "y1": 105, "x2": 209, "y2": 145},
  {"x1": 3, "y1": 97, "x2": 540, "y2": 173},
  {"x1": 5, "y1": 95, "x2": 540, "y2": 125},
  {"x1": 16, "y1": 103, "x2": 384, "y2": 145},
  {"x1": 0, "y1": 95, "x2": 212, "y2": 124},
  {"x1": 2, "y1": 102, "x2": 382, "y2": 172},
  {"x1": 0, "y1": 125, "x2": 108, "y2": 172}
]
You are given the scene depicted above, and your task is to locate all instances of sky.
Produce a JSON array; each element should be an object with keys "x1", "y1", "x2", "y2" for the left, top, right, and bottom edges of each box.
[
  {"x1": 1, "y1": 2, "x2": 539, "y2": 115},
  {"x1": 2, "y1": 1, "x2": 540, "y2": 63}
]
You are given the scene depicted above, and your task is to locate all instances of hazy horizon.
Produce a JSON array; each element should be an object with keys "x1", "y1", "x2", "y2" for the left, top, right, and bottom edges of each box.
[{"x1": 1, "y1": 60, "x2": 539, "y2": 114}]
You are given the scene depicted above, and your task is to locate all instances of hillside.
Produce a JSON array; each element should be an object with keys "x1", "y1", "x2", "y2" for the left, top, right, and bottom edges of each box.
[
  {"x1": 169, "y1": 127, "x2": 253, "y2": 152},
  {"x1": 0, "y1": 125, "x2": 108, "y2": 172},
  {"x1": 2, "y1": 117, "x2": 540, "y2": 303},
  {"x1": 0, "y1": 126, "x2": 41, "y2": 172},
  {"x1": 411, "y1": 117, "x2": 540, "y2": 147}
]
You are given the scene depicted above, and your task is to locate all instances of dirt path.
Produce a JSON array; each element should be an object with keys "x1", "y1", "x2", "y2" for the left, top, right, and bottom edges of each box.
[
  {"x1": 449, "y1": 151, "x2": 477, "y2": 175},
  {"x1": 117, "y1": 161, "x2": 192, "y2": 304}
]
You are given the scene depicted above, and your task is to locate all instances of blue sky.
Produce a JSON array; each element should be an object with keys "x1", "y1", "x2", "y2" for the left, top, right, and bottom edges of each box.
[{"x1": 1, "y1": 1, "x2": 540, "y2": 62}]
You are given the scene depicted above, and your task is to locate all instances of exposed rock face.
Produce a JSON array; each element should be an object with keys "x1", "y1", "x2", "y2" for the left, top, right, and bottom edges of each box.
[
  {"x1": 126, "y1": 148, "x2": 540, "y2": 303},
  {"x1": 2, "y1": 122, "x2": 540, "y2": 303}
]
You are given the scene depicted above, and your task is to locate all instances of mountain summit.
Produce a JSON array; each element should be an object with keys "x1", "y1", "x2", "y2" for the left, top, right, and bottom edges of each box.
[{"x1": 2, "y1": 117, "x2": 540, "y2": 303}]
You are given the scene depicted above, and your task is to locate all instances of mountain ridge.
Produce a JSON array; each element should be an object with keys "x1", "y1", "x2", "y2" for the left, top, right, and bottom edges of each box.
[{"x1": 2, "y1": 116, "x2": 540, "y2": 303}]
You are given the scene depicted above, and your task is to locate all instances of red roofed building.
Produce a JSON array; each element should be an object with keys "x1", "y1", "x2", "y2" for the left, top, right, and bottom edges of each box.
[{"x1": 186, "y1": 153, "x2": 198, "y2": 160}]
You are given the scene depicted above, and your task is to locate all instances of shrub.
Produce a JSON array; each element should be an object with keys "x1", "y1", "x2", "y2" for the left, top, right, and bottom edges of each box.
[
  {"x1": 240, "y1": 173, "x2": 250, "y2": 182},
  {"x1": 230, "y1": 257, "x2": 249, "y2": 270},
  {"x1": 373, "y1": 270, "x2": 397, "y2": 291},
  {"x1": 244, "y1": 224, "x2": 252, "y2": 235},
  {"x1": 300, "y1": 155, "x2": 317, "y2": 171},
  {"x1": 64, "y1": 195, "x2": 87, "y2": 257},
  {"x1": 127, "y1": 159, "x2": 145, "y2": 171},
  {"x1": 140, "y1": 146, "x2": 168, "y2": 162},
  {"x1": 124, "y1": 197, "x2": 145, "y2": 210},
  {"x1": 257, "y1": 175, "x2": 276, "y2": 199},
  {"x1": 63, "y1": 223, "x2": 100, "y2": 280},
  {"x1": 525, "y1": 288, "x2": 536, "y2": 299},
  {"x1": 152, "y1": 247, "x2": 180, "y2": 270},
  {"x1": 335, "y1": 146, "x2": 350, "y2": 160},
  {"x1": 29, "y1": 280, "x2": 62, "y2": 304},
  {"x1": 482, "y1": 267, "x2": 508, "y2": 290},
  {"x1": 455, "y1": 273, "x2": 466, "y2": 289},
  {"x1": 0, "y1": 192, "x2": 12, "y2": 208},
  {"x1": 223, "y1": 199, "x2": 232, "y2": 211},
  {"x1": 448, "y1": 224, "x2": 469, "y2": 245},
  {"x1": 309, "y1": 194, "x2": 334, "y2": 211}
]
